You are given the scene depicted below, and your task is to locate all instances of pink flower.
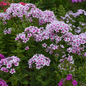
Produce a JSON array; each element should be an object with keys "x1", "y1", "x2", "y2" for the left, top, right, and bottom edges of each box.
[
  {"x1": 10, "y1": 68, "x2": 16, "y2": 74},
  {"x1": 58, "y1": 80, "x2": 63, "y2": 86},
  {"x1": 66, "y1": 74, "x2": 72, "y2": 80},
  {"x1": 7, "y1": 64, "x2": 12, "y2": 68},
  {"x1": 3, "y1": 3, "x2": 7, "y2": 6},
  {"x1": 72, "y1": 80, "x2": 78, "y2": 86},
  {"x1": 1, "y1": 67, "x2": 6, "y2": 71},
  {"x1": 25, "y1": 46, "x2": 29, "y2": 50},
  {"x1": 4, "y1": 68, "x2": 9, "y2": 72},
  {"x1": 14, "y1": 62, "x2": 19, "y2": 66},
  {"x1": 42, "y1": 43, "x2": 47, "y2": 48}
]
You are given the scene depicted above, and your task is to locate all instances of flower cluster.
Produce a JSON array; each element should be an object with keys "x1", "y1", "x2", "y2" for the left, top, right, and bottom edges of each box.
[
  {"x1": 0, "y1": 79, "x2": 8, "y2": 86},
  {"x1": 63, "y1": 32, "x2": 86, "y2": 55},
  {"x1": 0, "y1": 3, "x2": 57, "y2": 26},
  {"x1": 15, "y1": 26, "x2": 42, "y2": 43},
  {"x1": 14, "y1": 10, "x2": 86, "y2": 58},
  {"x1": 0, "y1": 56, "x2": 20, "y2": 74},
  {"x1": 3, "y1": 28, "x2": 12, "y2": 35},
  {"x1": 28, "y1": 54, "x2": 51, "y2": 69},
  {"x1": 58, "y1": 74, "x2": 78, "y2": 86},
  {"x1": 15, "y1": 20, "x2": 71, "y2": 43}
]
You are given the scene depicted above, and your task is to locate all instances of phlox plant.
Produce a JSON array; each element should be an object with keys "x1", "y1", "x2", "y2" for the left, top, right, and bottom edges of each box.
[{"x1": 0, "y1": 2, "x2": 86, "y2": 86}]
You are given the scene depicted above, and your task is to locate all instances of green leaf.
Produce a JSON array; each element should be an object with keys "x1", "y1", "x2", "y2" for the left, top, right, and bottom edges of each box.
[{"x1": 21, "y1": 81, "x2": 28, "y2": 84}]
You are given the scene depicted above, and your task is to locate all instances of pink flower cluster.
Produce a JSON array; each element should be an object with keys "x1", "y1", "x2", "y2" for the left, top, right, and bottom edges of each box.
[
  {"x1": 0, "y1": 56, "x2": 20, "y2": 74},
  {"x1": 2, "y1": 3, "x2": 86, "y2": 57},
  {"x1": 28, "y1": 54, "x2": 51, "y2": 69},
  {"x1": 15, "y1": 16, "x2": 86, "y2": 57},
  {"x1": 0, "y1": 3, "x2": 57, "y2": 25},
  {"x1": 58, "y1": 74, "x2": 78, "y2": 86},
  {"x1": 3, "y1": 28, "x2": 12, "y2": 35},
  {"x1": 15, "y1": 21, "x2": 74, "y2": 57},
  {"x1": 15, "y1": 26, "x2": 43, "y2": 43},
  {"x1": 0, "y1": 12, "x2": 11, "y2": 21},
  {"x1": 1, "y1": 3, "x2": 86, "y2": 57},
  {"x1": 15, "y1": 20, "x2": 71, "y2": 43},
  {"x1": 15, "y1": 32, "x2": 29, "y2": 43},
  {"x1": 64, "y1": 32, "x2": 86, "y2": 55}
]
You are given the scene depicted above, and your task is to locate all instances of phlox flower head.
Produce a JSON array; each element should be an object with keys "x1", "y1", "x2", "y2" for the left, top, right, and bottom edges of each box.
[
  {"x1": 0, "y1": 56, "x2": 20, "y2": 74},
  {"x1": 0, "y1": 79, "x2": 8, "y2": 86},
  {"x1": 66, "y1": 74, "x2": 72, "y2": 80},
  {"x1": 15, "y1": 32, "x2": 29, "y2": 43},
  {"x1": 72, "y1": 80, "x2": 78, "y2": 86},
  {"x1": 28, "y1": 54, "x2": 51, "y2": 69},
  {"x1": 58, "y1": 79, "x2": 63, "y2": 86},
  {"x1": 1, "y1": 3, "x2": 57, "y2": 25},
  {"x1": 3, "y1": 28, "x2": 12, "y2": 35}
]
